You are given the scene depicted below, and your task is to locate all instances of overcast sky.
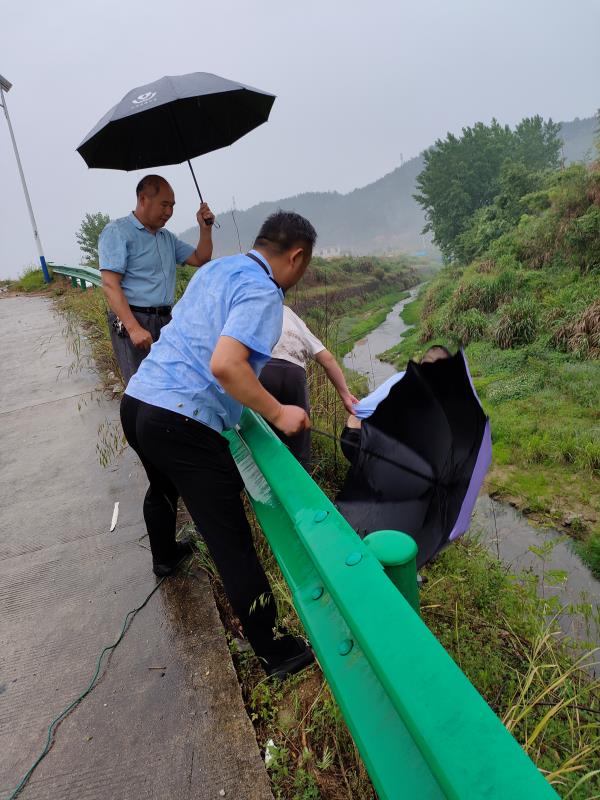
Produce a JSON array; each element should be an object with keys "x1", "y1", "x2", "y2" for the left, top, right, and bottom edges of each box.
[{"x1": 1, "y1": 0, "x2": 598, "y2": 279}]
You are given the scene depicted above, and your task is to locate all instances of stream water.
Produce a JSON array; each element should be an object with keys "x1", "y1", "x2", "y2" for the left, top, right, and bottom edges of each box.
[
  {"x1": 343, "y1": 286, "x2": 600, "y2": 655},
  {"x1": 343, "y1": 284, "x2": 423, "y2": 390}
]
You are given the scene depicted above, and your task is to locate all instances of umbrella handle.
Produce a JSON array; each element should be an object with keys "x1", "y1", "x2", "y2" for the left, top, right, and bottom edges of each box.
[{"x1": 187, "y1": 159, "x2": 219, "y2": 228}]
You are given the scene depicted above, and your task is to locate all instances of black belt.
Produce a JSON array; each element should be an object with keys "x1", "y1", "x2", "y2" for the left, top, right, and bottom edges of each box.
[{"x1": 129, "y1": 305, "x2": 172, "y2": 316}]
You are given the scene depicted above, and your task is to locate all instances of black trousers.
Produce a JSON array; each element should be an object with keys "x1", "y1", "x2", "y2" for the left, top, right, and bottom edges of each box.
[
  {"x1": 259, "y1": 358, "x2": 311, "y2": 471},
  {"x1": 340, "y1": 425, "x2": 361, "y2": 464},
  {"x1": 108, "y1": 309, "x2": 171, "y2": 385},
  {"x1": 120, "y1": 394, "x2": 297, "y2": 662}
]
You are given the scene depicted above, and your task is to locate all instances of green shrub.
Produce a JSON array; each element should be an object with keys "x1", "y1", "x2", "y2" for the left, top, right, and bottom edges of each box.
[
  {"x1": 494, "y1": 297, "x2": 538, "y2": 348},
  {"x1": 579, "y1": 440, "x2": 600, "y2": 474},
  {"x1": 519, "y1": 189, "x2": 552, "y2": 214},
  {"x1": 514, "y1": 212, "x2": 556, "y2": 269},
  {"x1": 442, "y1": 270, "x2": 520, "y2": 336},
  {"x1": 447, "y1": 308, "x2": 489, "y2": 346},
  {"x1": 15, "y1": 265, "x2": 50, "y2": 292},
  {"x1": 422, "y1": 271, "x2": 459, "y2": 318},
  {"x1": 564, "y1": 205, "x2": 600, "y2": 273}
]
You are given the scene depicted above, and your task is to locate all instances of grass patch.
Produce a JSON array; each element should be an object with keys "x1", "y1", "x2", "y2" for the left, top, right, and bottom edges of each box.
[
  {"x1": 399, "y1": 294, "x2": 424, "y2": 326},
  {"x1": 53, "y1": 281, "x2": 120, "y2": 385},
  {"x1": 12, "y1": 265, "x2": 52, "y2": 292},
  {"x1": 422, "y1": 540, "x2": 600, "y2": 797}
]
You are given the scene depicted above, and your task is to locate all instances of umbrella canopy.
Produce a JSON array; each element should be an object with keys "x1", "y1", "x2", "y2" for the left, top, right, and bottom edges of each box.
[
  {"x1": 77, "y1": 72, "x2": 276, "y2": 171},
  {"x1": 336, "y1": 350, "x2": 492, "y2": 568}
]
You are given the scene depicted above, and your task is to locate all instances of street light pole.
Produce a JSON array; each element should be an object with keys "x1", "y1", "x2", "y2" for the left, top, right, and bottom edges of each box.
[{"x1": 0, "y1": 74, "x2": 51, "y2": 283}]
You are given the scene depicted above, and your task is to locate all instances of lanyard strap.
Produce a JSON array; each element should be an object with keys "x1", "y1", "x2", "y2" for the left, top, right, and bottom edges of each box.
[{"x1": 245, "y1": 252, "x2": 283, "y2": 292}]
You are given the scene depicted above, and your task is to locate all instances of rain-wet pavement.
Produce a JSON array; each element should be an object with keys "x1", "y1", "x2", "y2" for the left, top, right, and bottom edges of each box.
[{"x1": 0, "y1": 296, "x2": 272, "y2": 799}]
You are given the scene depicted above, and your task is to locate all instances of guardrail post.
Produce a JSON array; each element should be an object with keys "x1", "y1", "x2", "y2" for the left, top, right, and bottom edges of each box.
[
  {"x1": 364, "y1": 530, "x2": 420, "y2": 615},
  {"x1": 70, "y1": 276, "x2": 77, "y2": 288}
]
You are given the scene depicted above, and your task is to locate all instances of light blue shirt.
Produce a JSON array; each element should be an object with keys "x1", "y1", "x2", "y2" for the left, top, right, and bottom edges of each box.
[
  {"x1": 98, "y1": 213, "x2": 195, "y2": 306},
  {"x1": 354, "y1": 371, "x2": 406, "y2": 419},
  {"x1": 125, "y1": 251, "x2": 284, "y2": 433}
]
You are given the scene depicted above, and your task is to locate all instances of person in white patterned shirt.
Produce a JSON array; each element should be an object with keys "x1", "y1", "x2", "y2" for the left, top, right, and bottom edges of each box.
[{"x1": 260, "y1": 305, "x2": 357, "y2": 470}]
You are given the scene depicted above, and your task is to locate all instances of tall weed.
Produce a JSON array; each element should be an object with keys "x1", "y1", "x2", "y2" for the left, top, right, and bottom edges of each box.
[{"x1": 494, "y1": 297, "x2": 538, "y2": 348}]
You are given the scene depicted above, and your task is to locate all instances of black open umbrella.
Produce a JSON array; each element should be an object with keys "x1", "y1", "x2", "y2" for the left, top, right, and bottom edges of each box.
[
  {"x1": 77, "y1": 72, "x2": 275, "y2": 202},
  {"x1": 336, "y1": 351, "x2": 492, "y2": 568}
]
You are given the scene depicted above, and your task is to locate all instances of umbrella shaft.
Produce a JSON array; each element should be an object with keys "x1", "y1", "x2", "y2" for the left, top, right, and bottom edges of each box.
[
  {"x1": 312, "y1": 427, "x2": 435, "y2": 484},
  {"x1": 187, "y1": 160, "x2": 203, "y2": 203}
]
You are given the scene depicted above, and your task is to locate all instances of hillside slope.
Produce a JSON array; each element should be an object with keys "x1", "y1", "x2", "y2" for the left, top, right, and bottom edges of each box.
[
  {"x1": 180, "y1": 115, "x2": 597, "y2": 257},
  {"x1": 379, "y1": 161, "x2": 600, "y2": 572}
]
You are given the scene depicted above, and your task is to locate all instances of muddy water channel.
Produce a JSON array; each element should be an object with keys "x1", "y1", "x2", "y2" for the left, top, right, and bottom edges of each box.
[
  {"x1": 343, "y1": 284, "x2": 423, "y2": 390},
  {"x1": 343, "y1": 288, "x2": 600, "y2": 655}
]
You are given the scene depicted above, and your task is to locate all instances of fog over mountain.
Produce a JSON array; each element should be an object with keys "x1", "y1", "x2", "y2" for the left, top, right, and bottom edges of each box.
[{"x1": 180, "y1": 116, "x2": 597, "y2": 258}]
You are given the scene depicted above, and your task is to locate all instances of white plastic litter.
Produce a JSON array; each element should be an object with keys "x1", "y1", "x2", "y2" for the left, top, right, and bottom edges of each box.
[
  {"x1": 109, "y1": 502, "x2": 119, "y2": 532},
  {"x1": 229, "y1": 433, "x2": 276, "y2": 507},
  {"x1": 264, "y1": 738, "x2": 276, "y2": 766}
]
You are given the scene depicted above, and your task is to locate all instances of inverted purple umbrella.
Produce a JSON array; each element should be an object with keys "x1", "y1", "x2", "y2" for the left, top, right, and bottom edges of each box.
[
  {"x1": 336, "y1": 350, "x2": 492, "y2": 568},
  {"x1": 76, "y1": 72, "x2": 276, "y2": 209}
]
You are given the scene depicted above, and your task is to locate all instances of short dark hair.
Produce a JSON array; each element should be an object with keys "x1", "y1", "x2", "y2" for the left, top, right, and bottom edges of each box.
[
  {"x1": 422, "y1": 344, "x2": 452, "y2": 360},
  {"x1": 254, "y1": 210, "x2": 317, "y2": 254},
  {"x1": 136, "y1": 174, "x2": 168, "y2": 198}
]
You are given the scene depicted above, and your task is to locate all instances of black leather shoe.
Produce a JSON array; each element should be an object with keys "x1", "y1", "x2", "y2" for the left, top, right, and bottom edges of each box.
[
  {"x1": 265, "y1": 642, "x2": 315, "y2": 680},
  {"x1": 152, "y1": 538, "x2": 194, "y2": 577}
]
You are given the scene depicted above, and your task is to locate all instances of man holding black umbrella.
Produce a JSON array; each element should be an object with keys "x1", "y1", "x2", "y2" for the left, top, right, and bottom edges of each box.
[{"x1": 99, "y1": 174, "x2": 215, "y2": 383}]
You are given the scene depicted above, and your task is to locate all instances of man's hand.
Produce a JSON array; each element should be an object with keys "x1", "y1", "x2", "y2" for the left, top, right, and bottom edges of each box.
[
  {"x1": 129, "y1": 325, "x2": 153, "y2": 350},
  {"x1": 341, "y1": 392, "x2": 359, "y2": 414},
  {"x1": 270, "y1": 404, "x2": 311, "y2": 437},
  {"x1": 197, "y1": 202, "x2": 215, "y2": 229},
  {"x1": 211, "y1": 337, "x2": 310, "y2": 430}
]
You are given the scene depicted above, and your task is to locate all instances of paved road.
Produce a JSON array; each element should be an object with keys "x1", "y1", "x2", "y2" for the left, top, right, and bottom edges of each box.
[{"x1": 0, "y1": 296, "x2": 272, "y2": 800}]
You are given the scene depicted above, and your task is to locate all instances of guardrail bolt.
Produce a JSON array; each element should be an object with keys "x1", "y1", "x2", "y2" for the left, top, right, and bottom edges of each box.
[
  {"x1": 313, "y1": 510, "x2": 328, "y2": 523},
  {"x1": 345, "y1": 552, "x2": 363, "y2": 566},
  {"x1": 310, "y1": 586, "x2": 324, "y2": 600},
  {"x1": 338, "y1": 639, "x2": 353, "y2": 656}
]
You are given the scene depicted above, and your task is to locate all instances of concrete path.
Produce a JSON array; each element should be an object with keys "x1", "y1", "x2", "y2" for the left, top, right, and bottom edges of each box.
[{"x1": 0, "y1": 296, "x2": 272, "y2": 800}]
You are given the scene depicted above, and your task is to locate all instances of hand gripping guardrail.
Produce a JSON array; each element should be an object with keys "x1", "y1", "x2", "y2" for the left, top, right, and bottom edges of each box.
[
  {"x1": 49, "y1": 263, "x2": 102, "y2": 290},
  {"x1": 225, "y1": 409, "x2": 559, "y2": 800}
]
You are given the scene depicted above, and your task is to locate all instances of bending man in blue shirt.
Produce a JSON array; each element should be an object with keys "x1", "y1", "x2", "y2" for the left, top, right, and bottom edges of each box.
[
  {"x1": 99, "y1": 174, "x2": 215, "y2": 384},
  {"x1": 121, "y1": 211, "x2": 317, "y2": 679}
]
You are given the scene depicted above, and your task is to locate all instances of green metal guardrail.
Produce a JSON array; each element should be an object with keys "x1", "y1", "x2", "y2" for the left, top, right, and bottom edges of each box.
[
  {"x1": 49, "y1": 263, "x2": 102, "y2": 290},
  {"x1": 225, "y1": 409, "x2": 559, "y2": 800}
]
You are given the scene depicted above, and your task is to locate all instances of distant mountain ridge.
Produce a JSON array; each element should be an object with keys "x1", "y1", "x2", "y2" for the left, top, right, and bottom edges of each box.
[{"x1": 180, "y1": 115, "x2": 597, "y2": 257}]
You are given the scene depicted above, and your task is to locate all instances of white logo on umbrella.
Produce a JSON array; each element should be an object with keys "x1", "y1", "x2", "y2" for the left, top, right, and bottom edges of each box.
[{"x1": 132, "y1": 91, "x2": 157, "y2": 106}]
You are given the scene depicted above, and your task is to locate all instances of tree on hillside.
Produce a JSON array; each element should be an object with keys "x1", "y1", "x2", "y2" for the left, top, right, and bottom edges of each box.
[
  {"x1": 76, "y1": 212, "x2": 110, "y2": 266},
  {"x1": 414, "y1": 116, "x2": 561, "y2": 261},
  {"x1": 512, "y1": 116, "x2": 561, "y2": 170},
  {"x1": 455, "y1": 162, "x2": 549, "y2": 263}
]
